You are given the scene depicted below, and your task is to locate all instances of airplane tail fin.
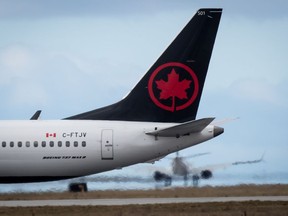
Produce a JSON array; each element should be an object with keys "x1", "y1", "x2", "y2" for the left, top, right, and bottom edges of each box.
[{"x1": 66, "y1": 8, "x2": 222, "y2": 123}]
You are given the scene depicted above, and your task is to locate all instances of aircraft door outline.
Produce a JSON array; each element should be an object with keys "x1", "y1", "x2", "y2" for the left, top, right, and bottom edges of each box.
[{"x1": 101, "y1": 129, "x2": 114, "y2": 160}]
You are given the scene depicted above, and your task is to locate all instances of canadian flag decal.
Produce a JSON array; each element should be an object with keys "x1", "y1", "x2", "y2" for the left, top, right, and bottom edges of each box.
[{"x1": 46, "y1": 133, "x2": 56, "y2": 138}]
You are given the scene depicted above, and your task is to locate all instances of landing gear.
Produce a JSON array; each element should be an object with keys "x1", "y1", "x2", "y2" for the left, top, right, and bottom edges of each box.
[
  {"x1": 68, "y1": 182, "x2": 88, "y2": 192},
  {"x1": 192, "y1": 175, "x2": 200, "y2": 187}
]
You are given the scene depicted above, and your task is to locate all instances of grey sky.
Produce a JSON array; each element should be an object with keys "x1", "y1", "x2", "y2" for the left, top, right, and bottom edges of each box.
[{"x1": 0, "y1": 0, "x2": 287, "y2": 19}]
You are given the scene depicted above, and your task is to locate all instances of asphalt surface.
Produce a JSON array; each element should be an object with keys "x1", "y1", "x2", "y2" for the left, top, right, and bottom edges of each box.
[{"x1": 0, "y1": 196, "x2": 287, "y2": 207}]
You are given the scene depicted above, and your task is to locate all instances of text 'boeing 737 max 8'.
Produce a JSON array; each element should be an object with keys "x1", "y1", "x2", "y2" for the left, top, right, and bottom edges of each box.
[{"x1": 0, "y1": 8, "x2": 224, "y2": 183}]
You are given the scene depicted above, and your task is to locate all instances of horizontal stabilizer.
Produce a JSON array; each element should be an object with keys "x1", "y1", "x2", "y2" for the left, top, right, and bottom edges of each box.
[{"x1": 146, "y1": 118, "x2": 215, "y2": 137}]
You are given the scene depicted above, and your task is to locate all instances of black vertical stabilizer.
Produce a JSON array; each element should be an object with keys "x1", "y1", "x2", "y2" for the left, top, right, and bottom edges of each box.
[{"x1": 66, "y1": 8, "x2": 222, "y2": 123}]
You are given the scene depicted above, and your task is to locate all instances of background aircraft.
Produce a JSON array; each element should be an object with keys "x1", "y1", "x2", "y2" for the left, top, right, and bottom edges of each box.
[{"x1": 153, "y1": 152, "x2": 264, "y2": 187}]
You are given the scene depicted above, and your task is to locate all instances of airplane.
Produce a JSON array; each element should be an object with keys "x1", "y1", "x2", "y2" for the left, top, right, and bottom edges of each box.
[
  {"x1": 153, "y1": 152, "x2": 264, "y2": 187},
  {"x1": 0, "y1": 8, "x2": 224, "y2": 183}
]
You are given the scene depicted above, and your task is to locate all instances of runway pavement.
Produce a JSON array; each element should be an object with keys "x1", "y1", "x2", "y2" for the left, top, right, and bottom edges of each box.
[{"x1": 0, "y1": 196, "x2": 287, "y2": 207}]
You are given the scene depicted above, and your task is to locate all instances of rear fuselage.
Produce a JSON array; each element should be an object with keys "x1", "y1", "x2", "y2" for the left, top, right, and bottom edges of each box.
[{"x1": 0, "y1": 120, "x2": 216, "y2": 183}]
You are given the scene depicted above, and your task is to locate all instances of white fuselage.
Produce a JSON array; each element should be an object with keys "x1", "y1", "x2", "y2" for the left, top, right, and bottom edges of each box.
[{"x1": 0, "y1": 120, "x2": 215, "y2": 182}]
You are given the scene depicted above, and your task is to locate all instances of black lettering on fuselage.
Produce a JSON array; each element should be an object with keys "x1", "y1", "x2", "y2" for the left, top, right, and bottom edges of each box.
[{"x1": 62, "y1": 132, "x2": 87, "y2": 138}]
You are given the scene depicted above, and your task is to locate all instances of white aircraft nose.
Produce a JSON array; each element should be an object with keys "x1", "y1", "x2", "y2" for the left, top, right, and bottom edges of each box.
[{"x1": 213, "y1": 126, "x2": 224, "y2": 137}]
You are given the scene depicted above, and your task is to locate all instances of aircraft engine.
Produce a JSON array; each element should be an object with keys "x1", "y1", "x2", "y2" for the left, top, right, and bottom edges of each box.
[
  {"x1": 200, "y1": 169, "x2": 213, "y2": 179},
  {"x1": 153, "y1": 171, "x2": 172, "y2": 186}
]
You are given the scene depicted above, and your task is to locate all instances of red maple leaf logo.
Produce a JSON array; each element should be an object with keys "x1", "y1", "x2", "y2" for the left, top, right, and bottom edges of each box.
[{"x1": 155, "y1": 69, "x2": 191, "y2": 111}]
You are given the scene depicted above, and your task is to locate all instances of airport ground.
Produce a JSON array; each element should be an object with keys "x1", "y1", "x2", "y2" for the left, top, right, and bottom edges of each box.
[{"x1": 0, "y1": 184, "x2": 287, "y2": 215}]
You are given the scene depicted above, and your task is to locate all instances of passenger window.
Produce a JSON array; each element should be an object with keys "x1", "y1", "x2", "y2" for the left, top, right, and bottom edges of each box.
[
  {"x1": 18, "y1": 141, "x2": 22, "y2": 147},
  {"x1": 34, "y1": 141, "x2": 38, "y2": 147},
  {"x1": 58, "y1": 141, "x2": 62, "y2": 147},
  {"x1": 2, "y1": 141, "x2": 6, "y2": 147},
  {"x1": 74, "y1": 141, "x2": 78, "y2": 147},
  {"x1": 42, "y1": 141, "x2": 46, "y2": 147},
  {"x1": 10, "y1": 142, "x2": 14, "y2": 147},
  {"x1": 82, "y1": 141, "x2": 86, "y2": 147},
  {"x1": 66, "y1": 141, "x2": 70, "y2": 147},
  {"x1": 26, "y1": 141, "x2": 30, "y2": 147},
  {"x1": 49, "y1": 141, "x2": 54, "y2": 147}
]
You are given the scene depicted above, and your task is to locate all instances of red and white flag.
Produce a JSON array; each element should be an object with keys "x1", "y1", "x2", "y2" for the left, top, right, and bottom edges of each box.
[{"x1": 46, "y1": 133, "x2": 56, "y2": 138}]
